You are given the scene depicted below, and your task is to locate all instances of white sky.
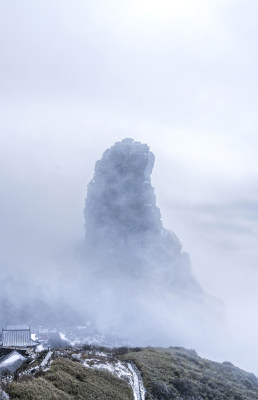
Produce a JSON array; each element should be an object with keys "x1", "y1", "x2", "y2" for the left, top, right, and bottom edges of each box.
[{"x1": 0, "y1": 0, "x2": 258, "y2": 374}]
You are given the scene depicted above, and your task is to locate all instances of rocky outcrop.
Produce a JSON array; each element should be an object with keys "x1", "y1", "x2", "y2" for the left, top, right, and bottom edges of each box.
[
  {"x1": 82, "y1": 138, "x2": 220, "y2": 345},
  {"x1": 85, "y1": 138, "x2": 161, "y2": 243},
  {"x1": 84, "y1": 138, "x2": 201, "y2": 293}
]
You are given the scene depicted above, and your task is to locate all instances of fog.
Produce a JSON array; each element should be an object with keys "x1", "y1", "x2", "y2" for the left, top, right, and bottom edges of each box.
[{"x1": 0, "y1": 0, "x2": 258, "y2": 375}]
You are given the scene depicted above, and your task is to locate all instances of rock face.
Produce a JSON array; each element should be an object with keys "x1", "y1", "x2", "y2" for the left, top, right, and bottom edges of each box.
[
  {"x1": 83, "y1": 139, "x2": 218, "y2": 345},
  {"x1": 85, "y1": 138, "x2": 161, "y2": 243},
  {"x1": 84, "y1": 138, "x2": 200, "y2": 292}
]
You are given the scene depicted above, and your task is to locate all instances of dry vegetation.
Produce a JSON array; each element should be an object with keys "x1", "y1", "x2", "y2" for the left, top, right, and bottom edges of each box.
[
  {"x1": 4, "y1": 346, "x2": 258, "y2": 400},
  {"x1": 122, "y1": 347, "x2": 258, "y2": 400},
  {"x1": 6, "y1": 357, "x2": 134, "y2": 400}
]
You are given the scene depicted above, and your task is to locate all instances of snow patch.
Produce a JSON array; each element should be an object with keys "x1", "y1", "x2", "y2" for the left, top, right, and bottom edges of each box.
[
  {"x1": 59, "y1": 332, "x2": 69, "y2": 342},
  {"x1": 35, "y1": 344, "x2": 44, "y2": 352},
  {"x1": 41, "y1": 351, "x2": 53, "y2": 368}
]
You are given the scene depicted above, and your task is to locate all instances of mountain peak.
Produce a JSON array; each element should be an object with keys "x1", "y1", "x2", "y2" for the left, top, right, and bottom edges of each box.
[
  {"x1": 84, "y1": 138, "x2": 161, "y2": 244},
  {"x1": 82, "y1": 139, "x2": 218, "y2": 344}
]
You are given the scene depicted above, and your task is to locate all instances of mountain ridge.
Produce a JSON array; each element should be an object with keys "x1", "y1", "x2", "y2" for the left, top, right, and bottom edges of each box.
[{"x1": 4, "y1": 345, "x2": 258, "y2": 400}]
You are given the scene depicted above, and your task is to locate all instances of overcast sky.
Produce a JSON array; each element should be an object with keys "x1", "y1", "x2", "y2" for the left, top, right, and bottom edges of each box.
[{"x1": 0, "y1": 0, "x2": 258, "y2": 374}]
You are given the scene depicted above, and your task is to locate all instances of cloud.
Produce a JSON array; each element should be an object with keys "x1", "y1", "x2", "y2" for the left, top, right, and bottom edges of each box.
[{"x1": 0, "y1": 0, "x2": 257, "y2": 375}]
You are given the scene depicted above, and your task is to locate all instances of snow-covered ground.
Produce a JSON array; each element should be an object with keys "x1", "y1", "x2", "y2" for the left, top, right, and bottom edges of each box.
[
  {"x1": 127, "y1": 363, "x2": 145, "y2": 400},
  {"x1": 40, "y1": 351, "x2": 52, "y2": 368}
]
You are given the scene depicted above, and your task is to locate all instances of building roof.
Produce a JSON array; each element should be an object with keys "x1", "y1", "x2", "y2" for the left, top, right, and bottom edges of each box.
[
  {"x1": 0, "y1": 348, "x2": 27, "y2": 359},
  {"x1": 2, "y1": 327, "x2": 34, "y2": 348},
  {"x1": 0, "y1": 350, "x2": 27, "y2": 373},
  {"x1": 5, "y1": 325, "x2": 30, "y2": 330}
]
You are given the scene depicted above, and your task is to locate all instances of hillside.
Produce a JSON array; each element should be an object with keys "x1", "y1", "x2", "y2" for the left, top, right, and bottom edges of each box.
[
  {"x1": 3, "y1": 346, "x2": 258, "y2": 400},
  {"x1": 122, "y1": 347, "x2": 258, "y2": 400},
  {"x1": 5, "y1": 357, "x2": 134, "y2": 400}
]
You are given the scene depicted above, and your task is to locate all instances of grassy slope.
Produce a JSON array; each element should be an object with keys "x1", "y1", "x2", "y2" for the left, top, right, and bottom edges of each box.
[
  {"x1": 7, "y1": 358, "x2": 134, "y2": 400},
  {"x1": 6, "y1": 346, "x2": 258, "y2": 400},
  {"x1": 122, "y1": 347, "x2": 258, "y2": 400}
]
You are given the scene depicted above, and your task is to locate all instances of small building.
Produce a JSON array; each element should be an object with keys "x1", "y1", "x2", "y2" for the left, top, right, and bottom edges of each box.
[
  {"x1": 2, "y1": 325, "x2": 37, "y2": 348},
  {"x1": 0, "y1": 350, "x2": 27, "y2": 373}
]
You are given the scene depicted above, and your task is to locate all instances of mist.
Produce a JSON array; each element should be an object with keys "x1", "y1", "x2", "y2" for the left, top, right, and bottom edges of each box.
[{"x1": 0, "y1": 0, "x2": 258, "y2": 377}]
